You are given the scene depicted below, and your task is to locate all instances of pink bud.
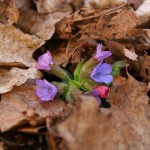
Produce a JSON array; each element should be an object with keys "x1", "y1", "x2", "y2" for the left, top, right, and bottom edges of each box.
[{"x1": 96, "y1": 86, "x2": 110, "y2": 98}]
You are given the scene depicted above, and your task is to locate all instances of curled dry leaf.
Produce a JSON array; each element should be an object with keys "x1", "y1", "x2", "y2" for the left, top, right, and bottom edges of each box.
[
  {"x1": 105, "y1": 40, "x2": 150, "y2": 82},
  {"x1": 55, "y1": 5, "x2": 137, "y2": 40},
  {"x1": 0, "y1": 67, "x2": 42, "y2": 94},
  {"x1": 17, "y1": 9, "x2": 70, "y2": 41},
  {"x1": 0, "y1": 0, "x2": 19, "y2": 25},
  {"x1": 0, "y1": 80, "x2": 73, "y2": 132},
  {"x1": 53, "y1": 74, "x2": 149, "y2": 150},
  {"x1": 0, "y1": 25, "x2": 44, "y2": 67}
]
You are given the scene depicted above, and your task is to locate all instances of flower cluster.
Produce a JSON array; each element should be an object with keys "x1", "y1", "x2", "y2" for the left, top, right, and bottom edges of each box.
[{"x1": 35, "y1": 43, "x2": 125, "y2": 105}]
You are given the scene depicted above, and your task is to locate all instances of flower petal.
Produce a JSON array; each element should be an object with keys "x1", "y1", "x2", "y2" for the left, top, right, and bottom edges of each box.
[
  {"x1": 98, "y1": 63, "x2": 112, "y2": 74},
  {"x1": 37, "y1": 50, "x2": 54, "y2": 70},
  {"x1": 96, "y1": 51, "x2": 112, "y2": 62},
  {"x1": 35, "y1": 79, "x2": 57, "y2": 101},
  {"x1": 91, "y1": 74, "x2": 113, "y2": 84},
  {"x1": 95, "y1": 43, "x2": 102, "y2": 58}
]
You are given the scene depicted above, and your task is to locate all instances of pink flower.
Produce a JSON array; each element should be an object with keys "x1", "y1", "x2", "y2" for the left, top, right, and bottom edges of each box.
[
  {"x1": 36, "y1": 50, "x2": 54, "y2": 70},
  {"x1": 95, "y1": 43, "x2": 112, "y2": 62},
  {"x1": 96, "y1": 86, "x2": 110, "y2": 98},
  {"x1": 35, "y1": 79, "x2": 57, "y2": 101}
]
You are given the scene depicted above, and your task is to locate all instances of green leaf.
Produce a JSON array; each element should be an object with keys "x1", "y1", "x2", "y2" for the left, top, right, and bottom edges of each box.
[{"x1": 111, "y1": 60, "x2": 126, "y2": 77}]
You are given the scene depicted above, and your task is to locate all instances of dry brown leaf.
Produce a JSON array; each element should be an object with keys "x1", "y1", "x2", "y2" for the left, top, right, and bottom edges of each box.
[
  {"x1": 55, "y1": 5, "x2": 137, "y2": 40},
  {"x1": 105, "y1": 40, "x2": 150, "y2": 82},
  {"x1": 139, "y1": 55, "x2": 150, "y2": 82},
  {"x1": 34, "y1": 0, "x2": 71, "y2": 13},
  {"x1": 0, "y1": 80, "x2": 73, "y2": 132},
  {"x1": 33, "y1": 0, "x2": 79, "y2": 13},
  {"x1": 0, "y1": 67, "x2": 42, "y2": 94},
  {"x1": 0, "y1": 25, "x2": 44, "y2": 67},
  {"x1": 0, "y1": 142, "x2": 5, "y2": 150},
  {"x1": 16, "y1": 0, "x2": 33, "y2": 9},
  {"x1": 17, "y1": 9, "x2": 70, "y2": 41},
  {"x1": 0, "y1": 0, "x2": 19, "y2": 25},
  {"x1": 84, "y1": 0, "x2": 127, "y2": 9},
  {"x1": 53, "y1": 74, "x2": 149, "y2": 150},
  {"x1": 136, "y1": 0, "x2": 150, "y2": 25}
]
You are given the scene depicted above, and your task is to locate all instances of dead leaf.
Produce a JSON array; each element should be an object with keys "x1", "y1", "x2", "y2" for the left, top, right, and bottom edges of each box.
[
  {"x1": 0, "y1": 25, "x2": 44, "y2": 67},
  {"x1": 52, "y1": 74, "x2": 149, "y2": 150},
  {"x1": 0, "y1": 80, "x2": 73, "y2": 132},
  {"x1": 16, "y1": 0, "x2": 33, "y2": 9},
  {"x1": 136, "y1": 0, "x2": 150, "y2": 26},
  {"x1": 84, "y1": 0, "x2": 127, "y2": 9},
  {"x1": 55, "y1": 5, "x2": 137, "y2": 40},
  {"x1": 0, "y1": 0, "x2": 19, "y2": 25},
  {"x1": 105, "y1": 40, "x2": 150, "y2": 82},
  {"x1": 0, "y1": 67, "x2": 42, "y2": 94},
  {"x1": 33, "y1": 0, "x2": 73, "y2": 13},
  {"x1": 0, "y1": 142, "x2": 5, "y2": 150},
  {"x1": 139, "y1": 55, "x2": 150, "y2": 82},
  {"x1": 17, "y1": 9, "x2": 70, "y2": 41}
]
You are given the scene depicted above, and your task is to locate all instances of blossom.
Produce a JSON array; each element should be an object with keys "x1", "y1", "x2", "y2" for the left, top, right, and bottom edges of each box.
[
  {"x1": 36, "y1": 50, "x2": 54, "y2": 70},
  {"x1": 96, "y1": 86, "x2": 110, "y2": 98},
  {"x1": 35, "y1": 79, "x2": 57, "y2": 101},
  {"x1": 91, "y1": 90, "x2": 101, "y2": 105},
  {"x1": 95, "y1": 43, "x2": 112, "y2": 62},
  {"x1": 90, "y1": 62, "x2": 113, "y2": 84}
]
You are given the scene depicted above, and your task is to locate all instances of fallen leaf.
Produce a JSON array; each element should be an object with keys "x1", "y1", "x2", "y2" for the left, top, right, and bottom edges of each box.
[
  {"x1": 136, "y1": 0, "x2": 150, "y2": 26},
  {"x1": 139, "y1": 55, "x2": 150, "y2": 82},
  {"x1": 33, "y1": 0, "x2": 73, "y2": 13},
  {"x1": 17, "y1": 9, "x2": 70, "y2": 41},
  {"x1": 0, "y1": 142, "x2": 5, "y2": 150},
  {"x1": 84, "y1": 0, "x2": 127, "y2": 9},
  {"x1": 0, "y1": 67, "x2": 42, "y2": 94},
  {"x1": 0, "y1": 25, "x2": 44, "y2": 67},
  {"x1": 52, "y1": 74, "x2": 149, "y2": 150},
  {"x1": 55, "y1": 5, "x2": 137, "y2": 40},
  {"x1": 0, "y1": 80, "x2": 73, "y2": 132},
  {"x1": 105, "y1": 40, "x2": 150, "y2": 82},
  {"x1": 0, "y1": 0, "x2": 19, "y2": 25}
]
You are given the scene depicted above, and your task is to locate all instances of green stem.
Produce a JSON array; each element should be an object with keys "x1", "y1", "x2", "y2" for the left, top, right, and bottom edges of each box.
[{"x1": 46, "y1": 64, "x2": 72, "y2": 82}]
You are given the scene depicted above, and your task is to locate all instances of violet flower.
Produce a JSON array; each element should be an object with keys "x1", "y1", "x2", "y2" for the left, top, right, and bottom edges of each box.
[
  {"x1": 95, "y1": 43, "x2": 112, "y2": 62},
  {"x1": 36, "y1": 50, "x2": 54, "y2": 70},
  {"x1": 90, "y1": 62, "x2": 113, "y2": 84},
  {"x1": 35, "y1": 79, "x2": 57, "y2": 101},
  {"x1": 91, "y1": 90, "x2": 101, "y2": 105}
]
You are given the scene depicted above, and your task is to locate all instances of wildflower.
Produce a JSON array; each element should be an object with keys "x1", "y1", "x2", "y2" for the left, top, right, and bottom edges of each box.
[
  {"x1": 35, "y1": 79, "x2": 57, "y2": 101},
  {"x1": 91, "y1": 90, "x2": 101, "y2": 105},
  {"x1": 95, "y1": 43, "x2": 112, "y2": 62},
  {"x1": 36, "y1": 50, "x2": 54, "y2": 70},
  {"x1": 96, "y1": 86, "x2": 110, "y2": 98},
  {"x1": 90, "y1": 62, "x2": 113, "y2": 84}
]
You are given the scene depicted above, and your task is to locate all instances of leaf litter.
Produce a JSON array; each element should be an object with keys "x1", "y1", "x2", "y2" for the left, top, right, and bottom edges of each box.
[{"x1": 0, "y1": 0, "x2": 150, "y2": 149}]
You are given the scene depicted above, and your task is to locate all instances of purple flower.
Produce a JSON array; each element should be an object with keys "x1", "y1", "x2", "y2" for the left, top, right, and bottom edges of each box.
[
  {"x1": 35, "y1": 79, "x2": 57, "y2": 101},
  {"x1": 36, "y1": 50, "x2": 54, "y2": 70},
  {"x1": 85, "y1": 90, "x2": 101, "y2": 105},
  {"x1": 92, "y1": 90, "x2": 101, "y2": 105},
  {"x1": 95, "y1": 43, "x2": 112, "y2": 62},
  {"x1": 90, "y1": 62, "x2": 113, "y2": 84}
]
